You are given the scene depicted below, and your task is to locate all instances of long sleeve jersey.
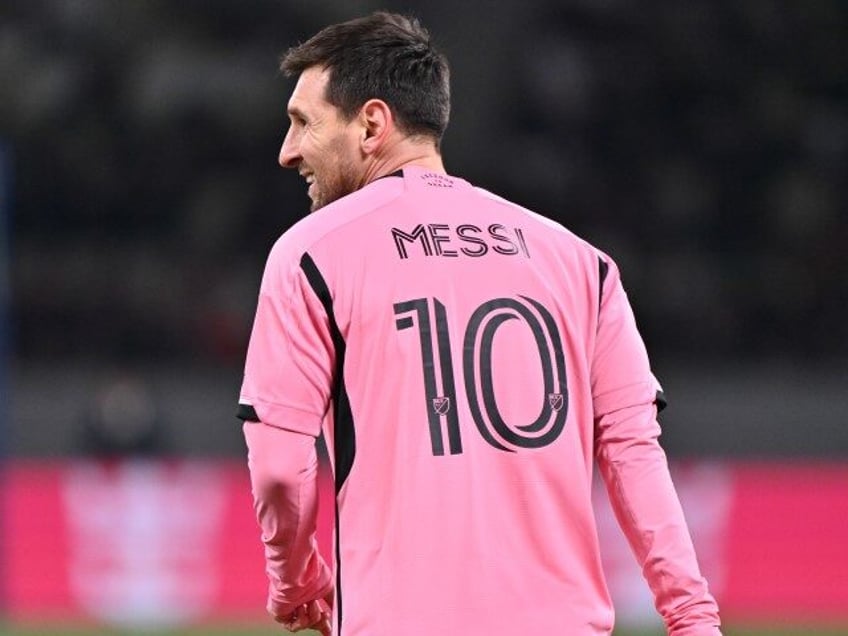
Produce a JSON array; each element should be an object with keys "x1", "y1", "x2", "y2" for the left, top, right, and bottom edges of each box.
[{"x1": 238, "y1": 166, "x2": 722, "y2": 635}]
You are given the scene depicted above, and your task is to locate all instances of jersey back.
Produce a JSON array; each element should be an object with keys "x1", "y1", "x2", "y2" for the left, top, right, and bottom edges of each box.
[{"x1": 239, "y1": 166, "x2": 663, "y2": 635}]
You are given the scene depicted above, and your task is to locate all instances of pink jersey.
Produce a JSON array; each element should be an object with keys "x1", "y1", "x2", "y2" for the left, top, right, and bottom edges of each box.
[{"x1": 239, "y1": 166, "x2": 721, "y2": 635}]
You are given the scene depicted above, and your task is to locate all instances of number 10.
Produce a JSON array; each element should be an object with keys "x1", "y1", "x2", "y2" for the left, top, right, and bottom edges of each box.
[{"x1": 394, "y1": 296, "x2": 568, "y2": 456}]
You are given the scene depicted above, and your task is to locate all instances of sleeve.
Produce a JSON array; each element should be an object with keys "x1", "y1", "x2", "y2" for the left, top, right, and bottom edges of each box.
[
  {"x1": 244, "y1": 421, "x2": 333, "y2": 620},
  {"x1": 592, "y1": 257, "x2": 722, "y2": 636},
  {"x1": 238, "y1": 240, "x2": 335, "y2": 437},
  {"x1": 237, "y1": 240, "x2": 335, "y2": 618}
]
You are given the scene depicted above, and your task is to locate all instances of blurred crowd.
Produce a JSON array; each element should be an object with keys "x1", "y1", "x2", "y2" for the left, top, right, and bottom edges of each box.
[{"x1": 3, "y1": 0, "x2": 846, "y2": 368}]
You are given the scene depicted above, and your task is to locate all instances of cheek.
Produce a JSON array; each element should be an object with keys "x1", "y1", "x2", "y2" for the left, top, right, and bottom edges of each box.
[
  {"x1": 301, "y1": 127, "x2": 328, "y2": 155},
  {"x1": 307, "y1": 133, "x2": 339, "y2": 163},
  {"x1": 333, "y1": 134, "x2": 362, "y2": 171}
]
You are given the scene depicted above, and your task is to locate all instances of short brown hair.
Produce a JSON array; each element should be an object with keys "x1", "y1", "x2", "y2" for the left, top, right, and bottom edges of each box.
[{"x1": 281, "y1": 12, "x2": 450, "y2": 146}]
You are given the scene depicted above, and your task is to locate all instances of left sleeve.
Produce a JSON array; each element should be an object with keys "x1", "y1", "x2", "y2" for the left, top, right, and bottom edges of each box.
[
  {"x1": 592, "y1": 257, "x2": 722, "y2": 636},
  {"x1": 244, "y1": 421, "x2": 332, "y2": 620},
  {"x1": 238, "y1": 240, "x2": 335, "y2": 436},
  {"x1": 237, "y1": 240, "x2": 335, "y2": 618}
]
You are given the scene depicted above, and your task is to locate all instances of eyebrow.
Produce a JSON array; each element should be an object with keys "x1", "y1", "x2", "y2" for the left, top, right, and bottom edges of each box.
[{"x1": 287, "y1": 105, "x2": 307, "y2": 120}]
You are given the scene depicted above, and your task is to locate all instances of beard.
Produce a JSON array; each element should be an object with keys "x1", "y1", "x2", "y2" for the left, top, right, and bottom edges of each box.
[{"x1": 308, "y1": 140, "x2": 361, "y2": 212}]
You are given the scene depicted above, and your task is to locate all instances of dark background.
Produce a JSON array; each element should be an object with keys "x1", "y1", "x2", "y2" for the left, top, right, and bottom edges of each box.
[{"x1": 2, "y1": 0, "x2": 846, "y2": 457}]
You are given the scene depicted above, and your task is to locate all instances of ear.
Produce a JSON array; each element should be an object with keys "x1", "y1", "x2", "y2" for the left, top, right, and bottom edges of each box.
[{"x1": 358, "y1": 99, "x2": 394, "y2": 155}]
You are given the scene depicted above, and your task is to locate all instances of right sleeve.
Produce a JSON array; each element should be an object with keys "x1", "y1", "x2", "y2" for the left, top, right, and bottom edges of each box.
[
  {"x1": 592, "y1": 257, "x2": 721, "y2": 635},
  {"x1": 238, "y1": 240, "x2": 335, "y2": 437}
]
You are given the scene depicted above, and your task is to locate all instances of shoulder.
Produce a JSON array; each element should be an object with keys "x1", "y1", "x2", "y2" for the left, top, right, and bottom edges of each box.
[
  {"x1": 267, "y1": 176, "x2": 406, "y2": 269},
  {"x1": 473, "y1": 185, "x2": 607, "y2": 260}
]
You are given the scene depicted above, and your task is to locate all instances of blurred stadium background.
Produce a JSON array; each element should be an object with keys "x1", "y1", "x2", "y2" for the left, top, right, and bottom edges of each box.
[{"x1": 1, "y1": 1, "x2": 846, "y2": 634}]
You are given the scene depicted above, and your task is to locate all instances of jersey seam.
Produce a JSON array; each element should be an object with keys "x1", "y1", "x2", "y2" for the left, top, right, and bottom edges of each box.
[{"x1": 248, "y1": 394, "x2": 326, "y2": 419}]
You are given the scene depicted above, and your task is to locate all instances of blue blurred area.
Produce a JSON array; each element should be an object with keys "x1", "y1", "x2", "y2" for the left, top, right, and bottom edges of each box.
[{"x1": 2, "y1": 1, "x2": 846, "y2": 456}]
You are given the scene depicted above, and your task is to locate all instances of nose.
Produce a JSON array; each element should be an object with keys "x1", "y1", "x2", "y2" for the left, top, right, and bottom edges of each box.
[{"x1": 278, "y1": 127, "x2": 300, "y2": 169}]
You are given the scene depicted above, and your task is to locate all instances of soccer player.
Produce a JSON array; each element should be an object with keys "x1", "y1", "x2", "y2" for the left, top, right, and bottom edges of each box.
[{"x1": 237, "y1": 11, "x2": 722, "y2": 636}]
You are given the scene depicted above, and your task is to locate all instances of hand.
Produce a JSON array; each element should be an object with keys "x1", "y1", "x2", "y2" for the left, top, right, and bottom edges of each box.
[{"x1": 277, "y1": 590, "x2": 333, "y2": 635}]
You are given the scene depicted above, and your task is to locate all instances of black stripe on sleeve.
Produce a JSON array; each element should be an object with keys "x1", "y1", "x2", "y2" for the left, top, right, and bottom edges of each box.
[
  {"x1": 299, "y1": 252, "x2": 356, "y2": 493},
  {"x1": 299, "y1": 251, "x2": 352, "y2": 636},
  {"x1": 598, "y1": 257, "x2": 610, "y2": 314},
  {"x1": 655, "y1": 390, "x2": 668, "y2": 413},
  {"x1": 236, "y1": 403, "x2": 260, "y2": 422}
]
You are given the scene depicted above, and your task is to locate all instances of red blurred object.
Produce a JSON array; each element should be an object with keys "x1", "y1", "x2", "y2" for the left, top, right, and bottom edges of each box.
[
  {"x1": 1, "y1": 459, "x2": 333, "y2": 626},
  {"x1": 1, "y1": 459, "x2": 846, "y2": 627},
  {"x1": 721, "y1": 463, "x2": 848, "y2": 623}
]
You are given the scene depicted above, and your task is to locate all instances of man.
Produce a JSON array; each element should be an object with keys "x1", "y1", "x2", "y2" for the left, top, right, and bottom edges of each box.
[{"x1": 238, "y1": 11, "x2": 722, "y2": 636}]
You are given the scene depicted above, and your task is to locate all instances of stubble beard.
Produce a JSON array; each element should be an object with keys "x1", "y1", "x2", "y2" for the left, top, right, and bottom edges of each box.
[{"x1": 309, "y1": 141, "x2": 361, "y2": 212}]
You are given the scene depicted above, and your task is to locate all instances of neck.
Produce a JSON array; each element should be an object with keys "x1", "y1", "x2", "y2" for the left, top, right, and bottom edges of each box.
[{"x1": 360, "y1": 139, "x2": 446, "y2": 186}]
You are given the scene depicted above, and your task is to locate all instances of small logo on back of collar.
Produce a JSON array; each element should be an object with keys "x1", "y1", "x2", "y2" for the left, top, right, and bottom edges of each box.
[{"x1": 421, "y1": 172, "x2": 454, "y2": 188}]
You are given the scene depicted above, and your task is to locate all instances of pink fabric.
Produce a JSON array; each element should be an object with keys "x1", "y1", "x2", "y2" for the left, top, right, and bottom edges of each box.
[
  {"x1": 240, "y1": 166, "x2": 721, "y2": 635},
  {"x1": 244, "y1": 423, "x2": 333, "y2": 619}
]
